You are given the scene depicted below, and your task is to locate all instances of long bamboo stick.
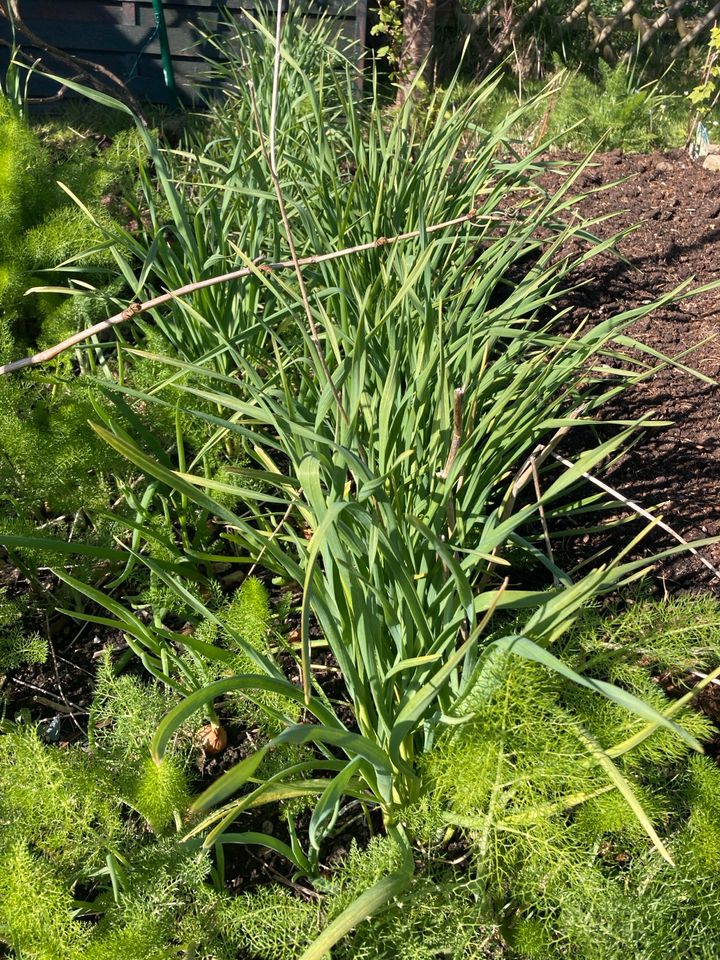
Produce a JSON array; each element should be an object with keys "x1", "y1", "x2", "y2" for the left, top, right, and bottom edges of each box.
[
  {"x1": 592, "y1": 0, "x2": 641, "y2": 51},
  {"x1": 562, "y1": 0, "x2": 590, "y2": 27}
]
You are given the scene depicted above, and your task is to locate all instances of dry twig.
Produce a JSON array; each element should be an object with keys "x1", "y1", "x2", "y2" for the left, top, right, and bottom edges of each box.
[
  {"x1": 550, "y1": 451, "x2": 720, "y2": 580},
  {"x1": 1, "y1": 0, "x2": 145, "y2": 119},
  {"x1": 0, "y1": 211, "x2": 486, "y2": 377},
  {"x1": 531, "y1": 455, "x2": 558, "y2": 583}
]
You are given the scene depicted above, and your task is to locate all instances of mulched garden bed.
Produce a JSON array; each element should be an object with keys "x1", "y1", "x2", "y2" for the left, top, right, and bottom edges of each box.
[{"x1": 550, "y1": 147, "x2": 720, "y2": 593}]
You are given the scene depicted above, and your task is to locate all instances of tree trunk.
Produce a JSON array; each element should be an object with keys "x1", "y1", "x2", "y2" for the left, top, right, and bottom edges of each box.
[{"x1": 397, "y1": 0, "x2": 437, "y2": 103}]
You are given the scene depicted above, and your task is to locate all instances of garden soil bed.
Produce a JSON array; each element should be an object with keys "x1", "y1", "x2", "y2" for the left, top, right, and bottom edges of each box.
[{"x1": 549, "y1": 147, "x2": 720, "y2": 594}]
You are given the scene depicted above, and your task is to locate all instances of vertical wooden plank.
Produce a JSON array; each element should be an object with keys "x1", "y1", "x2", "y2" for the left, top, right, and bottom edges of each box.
[
  {"x1": 354, "y1": 0, "x2": 367, "y2": 45},
  {"x1": 122, "y1": 1, "x2": 137, "y2": 26}
]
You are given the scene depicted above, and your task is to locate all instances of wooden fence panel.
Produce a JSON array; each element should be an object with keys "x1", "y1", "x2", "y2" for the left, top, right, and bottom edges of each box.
[
  {"x1": 0, "y1": 0, "x2": 365, "y2": 103},
  {"x1": 457, "y1": 1, "x2": 720, "y2": 77}
]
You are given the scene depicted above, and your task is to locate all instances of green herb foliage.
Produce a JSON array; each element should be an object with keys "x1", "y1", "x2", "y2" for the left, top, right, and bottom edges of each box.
[
  {"x1": 0, "y1": 94, "x2": 147, "y2": 582},
  {"x1": 0, "y1": 588, "x2": 46, "y2": 672},
  {"x1": 546, "y1": 61, "x2": 682, "y2": 152},
  {"x1": 1, "y1": 599, "x2": 720, "y2": 958}
]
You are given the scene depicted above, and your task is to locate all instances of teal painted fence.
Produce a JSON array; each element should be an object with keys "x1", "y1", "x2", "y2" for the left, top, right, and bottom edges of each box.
[{"x1": 0, "y1": 0, "x2": 367, "y2": 103}]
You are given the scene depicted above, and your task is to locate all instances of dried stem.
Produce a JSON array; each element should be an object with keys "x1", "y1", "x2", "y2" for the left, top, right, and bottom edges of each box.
[
  {"x1": 260, "y1": 0, "x2": 350, "y2": 428},
  {"x1": 479, "y1": 404, "x2": 587, "y2": 584},
  {"x1": 507, "y1": 404, "x2": 587, "y2": 510},
  {"x1": 550, "y1": 451, "x2": 720, "y2": 580},
  {"x1": 438, "y1": 386, "x2": 466, "y2": 481},
  {"x1": 689, "y1": 668, "x2": 720, "y2": 690},
  {"x1": 244, "y1": 499, "x2": 297, "y2": 582},
  {"x1": 531, "y1": 455, "x2": 558, "y2": 583},
  {"x1": 0, "y1": 210, "x2": 485, "y2": 376},
  {"x1": 1, "y1": 0, "x2": 145, "y2": 120},
  {"x1": 437, "y1": 385, "x2": 466, "y2": 541}
]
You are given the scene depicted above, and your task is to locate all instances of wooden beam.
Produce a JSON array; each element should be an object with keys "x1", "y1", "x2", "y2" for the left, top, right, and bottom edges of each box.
[
  {"x1": 672, "y1": 0, "x2": 720, "y2": 56},
  {"x1": 592, "y1": 0, "x2": 640, "y2": 52}
]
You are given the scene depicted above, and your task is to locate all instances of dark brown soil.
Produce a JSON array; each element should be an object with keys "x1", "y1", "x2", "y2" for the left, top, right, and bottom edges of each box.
[{"x1": 551, "y1": 148, "x2": 720, "y2": 593}]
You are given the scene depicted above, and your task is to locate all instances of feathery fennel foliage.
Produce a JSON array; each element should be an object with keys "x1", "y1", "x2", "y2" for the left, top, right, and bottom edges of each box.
[
  {"x1": 0, "y1": 588, "x2": 46, "y2": 671},
  {"x1": 192, "y1": 576, "x2": 303, "y2": 733},
  {"x1": 1, "y1": 600, "x2": 720, "y2": 958},
  {"x1": 0, "y1": 94, "x2": 150, "y2": 584},
  {"x1": 546, "y1": 61, "x2": 681, "y2": 153},
  {"x1": 0, "y1": 726, "x2": 124, "y2": 871},
  {"x1": 0, "y1": 841, "x2": 91, "y2": 957},
  {"x1": 419, "y1": 601, "x2": 720, "y2": 959}
]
